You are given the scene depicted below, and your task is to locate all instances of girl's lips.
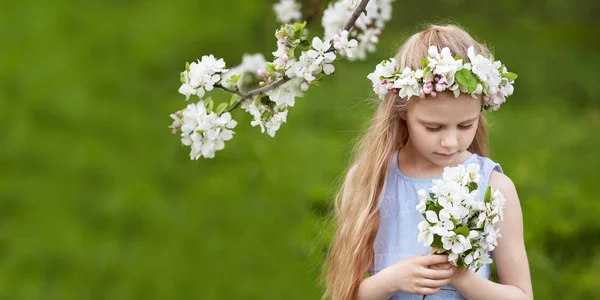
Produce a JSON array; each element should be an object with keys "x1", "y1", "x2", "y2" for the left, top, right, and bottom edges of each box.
[{"x1": 434, "y1": 152, "x2": 455, "y2": 158}]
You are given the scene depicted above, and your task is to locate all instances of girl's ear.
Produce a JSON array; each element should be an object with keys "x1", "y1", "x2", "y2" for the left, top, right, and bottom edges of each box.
[{"x1": 399, "y1": 111, "x2": 407, "y2": 120}]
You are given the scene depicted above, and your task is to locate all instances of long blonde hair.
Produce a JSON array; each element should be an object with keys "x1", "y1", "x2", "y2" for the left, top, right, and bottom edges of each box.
[{"x1": 321, "y1": 24, "x2": 491, "y2": 300}]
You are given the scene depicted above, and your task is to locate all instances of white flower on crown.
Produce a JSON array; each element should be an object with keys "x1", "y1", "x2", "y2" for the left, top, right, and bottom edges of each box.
[
  {"x1": 273, "y1": 0, "x2": 302, "y2": 24},
  {"x1": 368, "y1": 45, "x2": 517, "y2": 111},
  {"x1": 427, "y1": 46, "x2": 463, "y2": 90},
  {"x1": 367, "y1": 58, "x2": 396, "y2": 100},
  {"x1": 392, "y1": 67, "x2": 422, "y2": 100}
]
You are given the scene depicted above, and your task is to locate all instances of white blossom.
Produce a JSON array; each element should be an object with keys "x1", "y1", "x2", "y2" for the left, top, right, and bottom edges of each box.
[
  {"x1": 172, "y1": 101, "x2": 237, "y2": 160},
  {"x1": 393, "y1": 67, "x2": 422, "y2": 100},
  {"x1": 179, "y1": 55, "x2": 228, "y2": 101},
  {"x1": 416, "y1": 162, "x2": 506, "y2": 270},
  {"x1": 273, "y1": 0, "x2": 302, "y2": 24}
]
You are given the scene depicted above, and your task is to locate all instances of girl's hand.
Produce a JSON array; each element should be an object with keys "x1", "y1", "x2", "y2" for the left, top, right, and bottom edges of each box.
[{"x1": 386, "y1": 254, "x2": 458, "y2": 296}]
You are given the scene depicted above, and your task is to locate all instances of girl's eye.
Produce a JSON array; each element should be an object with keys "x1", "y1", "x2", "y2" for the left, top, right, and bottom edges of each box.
[
  {"x1": 425, "y1": 127, "x2": 442, "y2": 132},
  {"x1": 458, "y1": 124, "x2": 473, "y2": 130}
]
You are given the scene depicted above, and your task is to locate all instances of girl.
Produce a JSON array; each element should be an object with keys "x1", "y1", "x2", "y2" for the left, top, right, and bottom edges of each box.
[{"x1": 322, "y1": 25, "x2": 533, "y2": 300}]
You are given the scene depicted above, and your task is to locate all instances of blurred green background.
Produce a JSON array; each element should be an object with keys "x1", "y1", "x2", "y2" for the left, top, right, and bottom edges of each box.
[{"x1": 1, "y1": 0, "x2": 599, "y2": 299}]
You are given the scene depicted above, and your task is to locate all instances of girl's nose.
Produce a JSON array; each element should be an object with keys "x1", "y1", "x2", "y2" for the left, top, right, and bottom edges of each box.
[{"x1": 440, "y1": 131, "x2": 458, "y2": 149}]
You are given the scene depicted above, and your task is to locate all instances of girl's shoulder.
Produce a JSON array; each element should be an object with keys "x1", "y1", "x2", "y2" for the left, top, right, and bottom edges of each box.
[
  {"x1": 470, "y1": 154, "x2": 517, "y2": 197},
  {"x1": 467, "y1": 153, "x2": 503, "y2": 176}
]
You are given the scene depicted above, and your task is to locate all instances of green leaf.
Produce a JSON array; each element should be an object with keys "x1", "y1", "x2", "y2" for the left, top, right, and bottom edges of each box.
[
  {"x1": 484, "y1": 186, "x2": 492, "y2": 204},
  {"x1": 454, "y1": 55, "x2": 463, "y2": 61},
  {"x1": 455, "y1": 226, "x2": 470, "y2": 237},
  {"x1": 431, "y1": 235, "x2": 443, "y2": 249},
  {"x1": 229, "y1": 94, "x2": 240, "y2": 106},
  {"x1": 185, "y1": 62, "x2": 190, "y2": 72},
  {"x1": 216, "y1": 103, "x2": 228, "y2": 114},
  {"x1": 293, "y1": 21, "x2": 306, "y2": 32},
  {"x1": 204, "y1": 97, "x2": 214, "y2": 112},
  {"x1": 423, "y1": 66, "x2": 432, "y2": 79},
  {"x1": 456, "y1": 69, "x2": 478, "y2": 93},
  {"x1": 180, "y1": 72, "x2": 186, "y2": 84},
  {"x1": 467, "y1": 181, "x2": 478, "y2": 192},
  {"x1": 421, "y1": 58, "x2": 429, "y2": 69},
  {"x1": 265, "y1": 62, "x2": 275, "y2": 73},
  {"x1": 502, "y1": 72, "x2": 518, "y2": 82}
]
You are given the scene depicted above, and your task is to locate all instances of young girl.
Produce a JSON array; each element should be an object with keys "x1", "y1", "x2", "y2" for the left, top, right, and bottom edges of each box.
[{"x1": 322, "y1": 25, "x2": 533, "y2": 300}]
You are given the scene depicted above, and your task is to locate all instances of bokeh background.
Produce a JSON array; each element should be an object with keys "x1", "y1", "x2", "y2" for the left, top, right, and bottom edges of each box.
[{"x1": 2, "y1": 0, "x2": 600, "y2": 299}]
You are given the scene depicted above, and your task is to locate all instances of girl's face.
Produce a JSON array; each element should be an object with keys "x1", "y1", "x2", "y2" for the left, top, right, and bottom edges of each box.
[{"x1": 404, "y1": 92, "x2": 482, "y2": 167}]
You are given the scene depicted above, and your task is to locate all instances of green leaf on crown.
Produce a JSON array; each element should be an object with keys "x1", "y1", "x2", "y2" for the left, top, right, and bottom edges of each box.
[
  {"x1": 456, "y1": 69, "x2": 478, "y2": 93},
  {"x1": 421, "y1": 58, "x2": 428, "y2": 69},
  {"x1": 502, "y1": 72, "x2": 518, "y2": 82},
  {"x1": 423, "y1": 66, "x2": 432, "y2": 80}
]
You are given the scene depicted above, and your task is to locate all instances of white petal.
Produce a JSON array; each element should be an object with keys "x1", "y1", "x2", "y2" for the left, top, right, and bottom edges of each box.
[{"x1": 425, "y1": 211, "x2": 439, "y2": 223}]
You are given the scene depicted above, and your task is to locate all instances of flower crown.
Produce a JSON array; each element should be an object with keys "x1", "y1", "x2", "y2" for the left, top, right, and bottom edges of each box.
[{"x1": 367, "y1": 46, "x2": 518, "y2": 111}]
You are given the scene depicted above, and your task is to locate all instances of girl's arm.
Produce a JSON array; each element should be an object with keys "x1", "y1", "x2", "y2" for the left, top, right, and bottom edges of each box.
[{"x1": 451, "y1": 171, "x2": 534, "y2": 300}]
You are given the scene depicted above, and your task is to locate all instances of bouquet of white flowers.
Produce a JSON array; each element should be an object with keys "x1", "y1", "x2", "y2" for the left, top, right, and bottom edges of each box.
[{"x1": 416, "y1": 163, "x2": 506, "y2": 271}]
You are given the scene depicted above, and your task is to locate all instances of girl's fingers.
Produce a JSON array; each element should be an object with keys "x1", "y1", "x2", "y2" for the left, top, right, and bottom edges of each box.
[
  {"x1": 421, "y1": 266, "x2": 457, "y2": 280},
  {"x1": 419, "y1": 254, "x2": 449, "y2": 266},
  {"x1": 415, "y1": 286, "x2": 441, "y2": 296},
  {"x1": 418, "y1": 277, "x2": 453, "y2": 288},
  {"x1": 430, "y1": 262, "x2": 454, "y2": 270}
]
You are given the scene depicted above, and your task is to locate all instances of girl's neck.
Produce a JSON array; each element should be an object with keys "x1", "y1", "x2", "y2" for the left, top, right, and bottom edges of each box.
[{"x1": 398, "y1": 139, "x2": 473, "y2": 179}]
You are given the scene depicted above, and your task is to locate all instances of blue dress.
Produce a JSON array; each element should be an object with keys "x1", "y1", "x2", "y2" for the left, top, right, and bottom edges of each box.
[{"x1": 370, "y1": 151, "x2": 503, "y2": 300}]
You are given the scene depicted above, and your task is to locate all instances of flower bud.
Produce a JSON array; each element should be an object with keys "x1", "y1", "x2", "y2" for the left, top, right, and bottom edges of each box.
[
  {"x1": 301, "y1": 82, "x2": 310, "y2": 91},
  {"x1": 259, "y1": 81, "x2": 265, "y2": 86},
  {"x1": 257, "y1": 69, "x2": 266, "y2": 77},
  {"x1": 431, "y1": 91, "x2": 437, "y2": 97}
]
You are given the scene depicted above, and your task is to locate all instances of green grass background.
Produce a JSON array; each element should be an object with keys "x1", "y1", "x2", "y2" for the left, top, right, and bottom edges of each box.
[{"x1": 1, "y1": 0, "x2": 599, "y2": 299}]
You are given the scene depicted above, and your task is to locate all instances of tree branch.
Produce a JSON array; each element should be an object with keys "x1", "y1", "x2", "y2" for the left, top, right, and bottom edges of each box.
[
  {"x1": 223, "y1": 0, "x2": 370, "y2": 115},
  {"x1": 342, "y1": 0, "x2": 369, "y2": 32},
  {"x1": 214, "y1": 83, "x2": 244, "y2": 97}
]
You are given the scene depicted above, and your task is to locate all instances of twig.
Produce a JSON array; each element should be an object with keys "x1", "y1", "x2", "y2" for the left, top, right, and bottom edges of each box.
[
  {"x1": 223, "y1": 0, "x2": 370, "y2": 115},
  {"x1": 214, "y1": 83, "x2": 243, "y2": 97}
]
